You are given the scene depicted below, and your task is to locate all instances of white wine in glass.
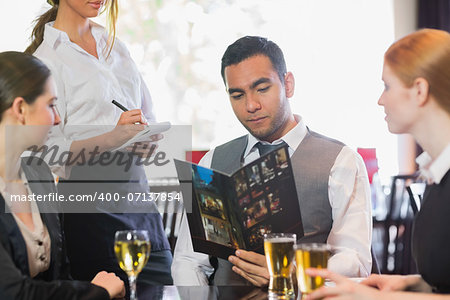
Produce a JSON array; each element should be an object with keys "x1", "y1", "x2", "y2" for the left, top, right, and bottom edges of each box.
[{"x1": 114, "y1": 230, "x2": 150, "y2": 300}]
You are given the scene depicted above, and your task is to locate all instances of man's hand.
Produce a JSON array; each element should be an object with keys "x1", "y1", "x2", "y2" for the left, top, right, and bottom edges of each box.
[{"x1": 228, "y1": 249, "x2": 270, "y2": 287}]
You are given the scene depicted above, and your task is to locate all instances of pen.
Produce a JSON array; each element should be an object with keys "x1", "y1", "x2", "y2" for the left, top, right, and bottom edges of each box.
[
  {"x1": 112, "y1": 99, "x2": 129, "y2": 112},
  {"x1": 112, "y1": 99, "x2": 148, "y2": 124}
]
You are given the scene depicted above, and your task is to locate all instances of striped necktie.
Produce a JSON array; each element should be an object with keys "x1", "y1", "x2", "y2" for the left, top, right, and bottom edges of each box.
[{"x1": 255, "y1": 141, "x2": 287, "y2": 156}]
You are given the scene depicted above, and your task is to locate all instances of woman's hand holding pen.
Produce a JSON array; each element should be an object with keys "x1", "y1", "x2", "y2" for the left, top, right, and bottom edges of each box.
[
  {"x1": 114, "y1": 109, "x2": 162, "y2": 157},
  {"x1": 116, "y1": 109, "x2": 148, "y2": 125},
  {"x1": 106, "y1": 110, "x2": 147, "y2": 151},
  {"x1": 110, "y1": 101, "x2": 158, "y2": 155}
]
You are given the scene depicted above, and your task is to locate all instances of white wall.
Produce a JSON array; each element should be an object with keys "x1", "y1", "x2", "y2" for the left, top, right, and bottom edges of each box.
[{"x1": 0, "y1": 2, "x2": 48, "y2": 52}]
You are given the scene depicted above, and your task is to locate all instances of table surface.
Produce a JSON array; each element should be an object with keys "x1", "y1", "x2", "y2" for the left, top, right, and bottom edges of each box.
[
  {"x1": 137, "y1": 285, "x2": 276, "y2": 300},
  {"x1": 136, "y1": 280, "x2": 364, "y2": 299}
]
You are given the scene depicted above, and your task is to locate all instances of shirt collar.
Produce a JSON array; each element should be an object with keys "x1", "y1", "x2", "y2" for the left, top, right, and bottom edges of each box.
[
  {"x1": 90, "y1": 21, "x2": 108, "y2": 52},
  {"x1": 43, "y1": 21, "x2": 107, "y2": 53},
  {"x1": 416, "y1": 143, "x2": 450, "y2": 184},
  {"x1": 244, "y1": 114, "x2": 307, "y2": 159},
  {"x1": 0, "y1": 170, "x2": 29, "y2": 197},
  {"x1": 43, "y1": 21, "x2": 70, "y2": 49}
]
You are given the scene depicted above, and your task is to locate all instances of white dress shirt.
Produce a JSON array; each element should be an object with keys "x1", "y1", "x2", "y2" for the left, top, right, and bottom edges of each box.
[
  {"x1": 416, "y1": 143, "x2": 450, "y2": 184},
  {"x1": 172, "y1": 116, "x2": 372, "y2": 285},
  {"x1": 33, "y1": 21, "x2": 156, "y2": 178}
]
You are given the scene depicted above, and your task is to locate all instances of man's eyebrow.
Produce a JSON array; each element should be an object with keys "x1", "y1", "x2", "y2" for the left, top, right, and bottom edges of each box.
[
  {"x1": 228, "y1": 87, "x2": 244, "y2": 95},
  {"x1": 227, "y1": 77, "x2": 271, "y2": 94},
  {"x1": 250, "y1": 77, "x2": 271, "y2": 89}
]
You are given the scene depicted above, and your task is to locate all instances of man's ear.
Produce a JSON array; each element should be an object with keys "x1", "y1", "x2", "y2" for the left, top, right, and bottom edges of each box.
[
  {"x1": 284, "y1": 72, "x2": 295, "y2": 98},
  {"x1": 10, "y1": 97, "x2": 27, "y2": 124},
  {"x1": 413, "y1": 77, "x2": 430, "y2": 107}
]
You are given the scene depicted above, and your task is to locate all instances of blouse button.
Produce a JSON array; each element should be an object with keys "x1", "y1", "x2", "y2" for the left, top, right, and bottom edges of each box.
[
  {"x1": 39, "y1": 254, "x2": 46, "y2": 261},
  {"x1": 37, "y1": 240, "x2": 43, "y2": 246}
]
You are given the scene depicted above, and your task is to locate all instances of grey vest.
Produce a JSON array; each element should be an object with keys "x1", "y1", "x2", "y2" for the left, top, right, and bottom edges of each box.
[{"x1": 210, "y1": 129, "x2": 345, "y2": 285}]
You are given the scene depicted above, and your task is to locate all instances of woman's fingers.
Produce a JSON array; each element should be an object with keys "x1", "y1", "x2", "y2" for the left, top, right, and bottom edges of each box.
[
  {"x1": 117, "y1": 109, "x2": 146, "y2": 125},
  {"x1": 306, "y1": 268, "x2": 347, "y2": 284}
]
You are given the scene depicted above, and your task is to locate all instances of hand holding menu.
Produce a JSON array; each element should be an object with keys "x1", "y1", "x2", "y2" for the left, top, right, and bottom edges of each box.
[{"x1": 175, "y1": 144, "x2": 304, "y2": 260}]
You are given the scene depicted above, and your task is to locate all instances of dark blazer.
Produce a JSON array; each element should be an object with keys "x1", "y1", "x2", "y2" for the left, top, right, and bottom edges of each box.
[
  {"x1": 0, "y1": 157, "x2": 109, "y2": 300},
  {"x1": 412, "y1": 169, "x2": 450, "y2": 293}
]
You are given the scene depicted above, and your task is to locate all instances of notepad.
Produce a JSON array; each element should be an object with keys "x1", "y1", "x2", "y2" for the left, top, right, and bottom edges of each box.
[{"x1": 111, "y1": 121, "x2": 171, "y2": 151}]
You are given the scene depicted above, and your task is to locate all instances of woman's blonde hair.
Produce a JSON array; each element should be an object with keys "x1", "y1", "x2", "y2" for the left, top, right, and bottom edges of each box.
[
  {"x1": 25, "y1": 0, "x2": 119, "y2": 58},
  {"x1": 385, "y1": 28, "x2": 450, "y2": 114}
]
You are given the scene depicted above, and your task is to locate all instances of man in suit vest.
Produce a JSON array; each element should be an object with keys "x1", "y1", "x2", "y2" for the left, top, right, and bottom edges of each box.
[{"x1": 172, "y1": 36, "x2": 372, "y2": 286}]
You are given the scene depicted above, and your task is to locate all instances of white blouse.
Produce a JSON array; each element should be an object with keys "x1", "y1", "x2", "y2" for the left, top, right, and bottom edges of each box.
[
  {"x1": 33, "y1": 21, "x2": 156, "y2": 178},
  {"x1": 416, "y1": 143, "x2": 450, "y2": 184}
]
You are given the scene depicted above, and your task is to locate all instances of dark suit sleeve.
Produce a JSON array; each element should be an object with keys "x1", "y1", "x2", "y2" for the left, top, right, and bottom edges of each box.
[
  {"x1": 0, "y1": 242, "x2": 109, "y2": 300},
  {"x1": 57, "y1": 212, "x2": 73, "y2": 280}
]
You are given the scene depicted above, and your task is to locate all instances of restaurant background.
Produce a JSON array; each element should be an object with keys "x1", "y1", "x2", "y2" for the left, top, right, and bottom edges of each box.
[
  {"x1": 3, "y1": 0, "x2": 446, "y2": 276},
  {"x1": 0, "y1": 0, "x2": 420, "y2": 185}
]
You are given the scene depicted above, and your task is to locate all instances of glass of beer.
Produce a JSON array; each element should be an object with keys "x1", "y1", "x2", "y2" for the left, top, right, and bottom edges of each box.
[
  {"x1": 264, "y1": 233, "x2": 296, "y2": 299},
  {"x1": 114, "y1": 230, "x2": 151, "y2": 300},
  {"x1": 294, "y1": 243, "x2": 331, "y2": 298}
]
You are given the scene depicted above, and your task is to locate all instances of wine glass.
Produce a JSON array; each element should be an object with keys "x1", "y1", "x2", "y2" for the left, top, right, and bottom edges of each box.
[{"x1": 114, "y1": 230, "x2": 151, "y2": 300}]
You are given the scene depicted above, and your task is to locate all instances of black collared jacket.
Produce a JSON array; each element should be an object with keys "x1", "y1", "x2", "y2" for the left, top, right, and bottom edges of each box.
[{"x1": 0, "y1": 157, "x2": 109, "y2": 300}]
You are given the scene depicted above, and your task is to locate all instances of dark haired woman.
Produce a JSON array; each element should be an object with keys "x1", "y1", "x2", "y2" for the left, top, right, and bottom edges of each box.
[{"x1": 0, "y1": 51, "x2": 124, "y2": 299}]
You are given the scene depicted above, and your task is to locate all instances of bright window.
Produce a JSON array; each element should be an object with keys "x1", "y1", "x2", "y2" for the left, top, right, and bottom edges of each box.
[{"x1": 1, "y1": 0, "x2": 396, "y2": 183}]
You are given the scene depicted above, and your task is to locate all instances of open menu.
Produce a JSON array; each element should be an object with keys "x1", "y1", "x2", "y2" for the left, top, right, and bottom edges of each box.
[{"x1": 174, "y1": 144, "x2": 304, "y2": 260}]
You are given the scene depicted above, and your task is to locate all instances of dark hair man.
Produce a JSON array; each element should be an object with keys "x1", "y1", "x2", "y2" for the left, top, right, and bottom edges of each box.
[{"x1": 172, "y1": 36, "x2": 372, "y2": 286}]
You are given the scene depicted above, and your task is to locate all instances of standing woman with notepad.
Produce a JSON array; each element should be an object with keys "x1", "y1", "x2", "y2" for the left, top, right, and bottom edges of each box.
[{"x1": 25, "y1": 0, "x2": 173, "y2": 287}]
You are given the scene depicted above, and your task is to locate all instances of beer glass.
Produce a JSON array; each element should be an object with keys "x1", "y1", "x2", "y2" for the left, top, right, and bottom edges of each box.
[
  {"x1": 264, "y1": 233, "x2": 296, "y2": 299},
  {"x1": 114, "y1": 230, "x2": 151, "y2": 300},
  {"x1": 295, "y1": 243, "x2": 331, "y2": 298}
]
